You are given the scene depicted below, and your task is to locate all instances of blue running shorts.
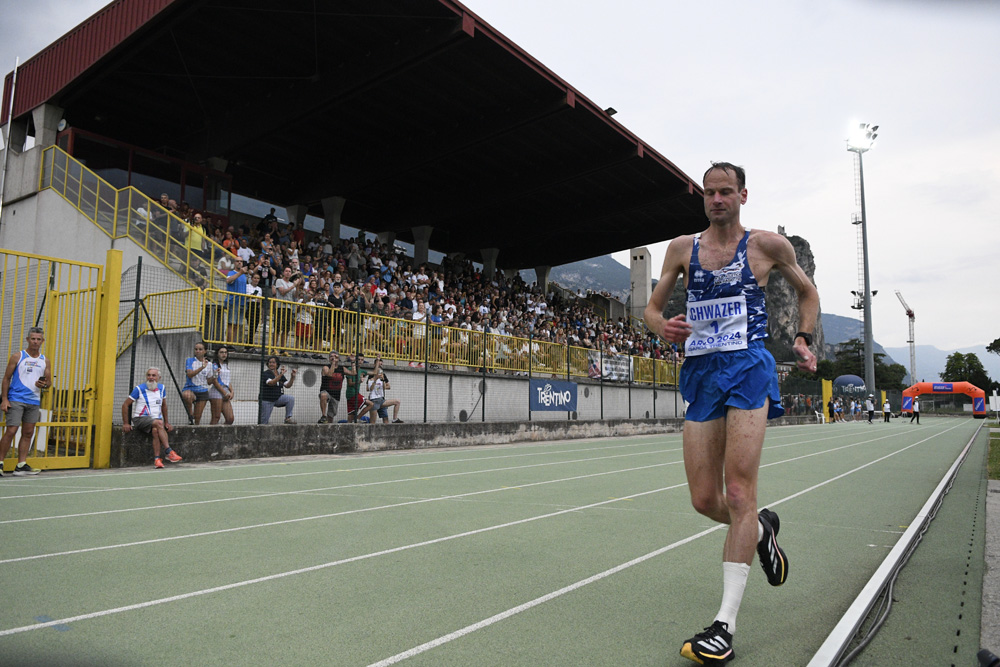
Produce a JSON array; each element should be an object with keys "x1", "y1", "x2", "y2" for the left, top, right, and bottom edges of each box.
[{"x1": 680, "y1": 340, "x2": 784, "y2": 422}]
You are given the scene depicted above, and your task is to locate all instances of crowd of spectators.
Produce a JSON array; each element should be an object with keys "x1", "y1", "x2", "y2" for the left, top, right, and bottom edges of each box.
[{"x1": 158, "y1": 198, "x2": 685, "y2": 367}]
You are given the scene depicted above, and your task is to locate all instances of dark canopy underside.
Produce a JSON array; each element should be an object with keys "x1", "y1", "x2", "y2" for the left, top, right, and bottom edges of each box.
[{"x1": 9, "y1": 0, "x2": 707, "y2": 269}]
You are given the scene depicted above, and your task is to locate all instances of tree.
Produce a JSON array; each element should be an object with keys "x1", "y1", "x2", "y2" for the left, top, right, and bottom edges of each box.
[
  {"x1": 940, "y1": 352, "x2": 992, "y2": 390},
  {"x1": 988, "y1": 337, "x2": 1000, "y2": 357}
]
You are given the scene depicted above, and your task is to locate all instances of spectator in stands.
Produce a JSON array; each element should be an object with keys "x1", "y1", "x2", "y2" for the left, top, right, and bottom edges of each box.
[
  {"x1": 344, "y1": 353, "x2": 364, "y2": 422},
  {"x1": 181, "y1": 341, "x2": 219, "y2": 425},
  {"x1": 260, "y1": 356, "x2": 296, "y2": 424},
  {"x1": 357, "y1": 356, "x2": 391, "y2": 424},
  {"x1": 222, "y1": 229, "x2": 238, "y2": 255},
  {"x1": 122, "y1": 367, "x2": 182, "y2": 469},
  {"x1": 208, "y1": 345, "x2": 235, "y2": 425},
  {"x1": 379, "y1": 367, "x2": 404, "y2": 423},
  {"x1": 245, "y1": 272, "x2": 264, "y2": 352},
  {"x1": 319, "y1": 351, "x2": 346, "y2": 423},
  {"x1": 273, "y1": 267, "x2": 299, "y2": 350},
  {"x1": 237, "y1": 237, "x2": 255, "y2": 264},
  {"x1": 347, "y1": 243, "x2": 364, "y2": 282},
  {"x1": 295, "y1": 289, "x2": 315, "y2": 355},
  {"x1": 225, "y1": 258, "x2": 248, "y2": 347}
]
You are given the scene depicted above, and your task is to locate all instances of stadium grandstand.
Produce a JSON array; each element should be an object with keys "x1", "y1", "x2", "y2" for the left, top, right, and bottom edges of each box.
[{"x1": 1, "y1": 0, "x2": 826, "y2": 471}]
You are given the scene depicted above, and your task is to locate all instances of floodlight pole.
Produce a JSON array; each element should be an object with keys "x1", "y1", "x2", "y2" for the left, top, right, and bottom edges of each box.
[{"x1": 847, "y1": 126, "x2": 877, "y2": 397}]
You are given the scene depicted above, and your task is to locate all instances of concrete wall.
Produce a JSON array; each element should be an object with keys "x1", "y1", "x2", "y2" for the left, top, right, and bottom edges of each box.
[
  {"x1": 115, "y1": 330, "x2": 685, "y2": 428},
  {"x1": 110, "y1": 418, "x2": 688, "y2": 466},
  {"x1": 110, "y1": 413, "x2": 815, "y2": 467}
]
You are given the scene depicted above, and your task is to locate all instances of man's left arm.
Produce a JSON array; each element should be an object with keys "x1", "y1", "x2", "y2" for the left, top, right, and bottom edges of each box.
[{"x1": 763, "y1": 233, "x2": 819, "y2": 372}]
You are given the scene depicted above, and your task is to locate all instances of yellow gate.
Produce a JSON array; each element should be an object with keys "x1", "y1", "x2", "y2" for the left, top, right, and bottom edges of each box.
[{"x1": 1, "y1": 249, "x2": 104, "y2": 471}]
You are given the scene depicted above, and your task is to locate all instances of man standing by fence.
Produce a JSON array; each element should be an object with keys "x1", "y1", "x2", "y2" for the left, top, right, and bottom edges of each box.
[
  {"x1": 0, "y1": 327, "x2": 52, "y2": 476},
  {"x1": 645, "y1": 162, "x2": 818, "y2": 664}
]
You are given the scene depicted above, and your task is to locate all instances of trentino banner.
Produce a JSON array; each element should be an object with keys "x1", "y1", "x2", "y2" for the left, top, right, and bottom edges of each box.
[{"x1": 529, "y1": 379, "x2": 578, "y2": 411}]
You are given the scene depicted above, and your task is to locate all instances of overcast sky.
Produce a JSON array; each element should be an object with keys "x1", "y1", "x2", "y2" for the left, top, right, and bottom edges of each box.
[{"x1": 2, "y1": 0, "x2": 998, "y2": 351}]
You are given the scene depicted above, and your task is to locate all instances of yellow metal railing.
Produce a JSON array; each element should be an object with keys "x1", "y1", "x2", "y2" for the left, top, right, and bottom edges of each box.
[
  {"x1": 178, "y1": 288, "x2": 683, "y2": 384},
  {"x1": 117, "y1": 288, "x2": 202, "y2": 357},
  {"x1": 40, "y1": 146, "x2": 235, "y2": 294}
]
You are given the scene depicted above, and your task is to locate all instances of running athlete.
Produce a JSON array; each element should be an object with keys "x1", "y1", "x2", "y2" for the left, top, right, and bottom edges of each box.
[
  {"x1": 645, "y1": 162, "x2": 818, "y2": 664},
  {"x1": 0, "y1": 327, "x2": 53, "y2": 476}
]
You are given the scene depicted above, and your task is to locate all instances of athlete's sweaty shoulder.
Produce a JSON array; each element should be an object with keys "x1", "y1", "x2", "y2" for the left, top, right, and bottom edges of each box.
[{"x1": 661, "y1": 234, "x2": 696, "y2": 276}]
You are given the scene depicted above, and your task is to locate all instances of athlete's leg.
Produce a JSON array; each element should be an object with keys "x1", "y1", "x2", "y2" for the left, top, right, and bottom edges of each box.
[
  {"x1": 720, "y1": 404, "x2": 767, "y2": 565},
  {"x1": 682, "y1": 417, "x2": 729, "y2": 524}
]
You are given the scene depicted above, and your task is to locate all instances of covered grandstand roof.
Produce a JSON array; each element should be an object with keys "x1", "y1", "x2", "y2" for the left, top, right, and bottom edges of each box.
[{"x1": 2, "y1": 0, "x2": 707, "y2": 270}]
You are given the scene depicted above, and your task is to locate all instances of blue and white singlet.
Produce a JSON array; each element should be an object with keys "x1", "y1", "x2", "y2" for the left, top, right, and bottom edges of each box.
[
  {"x1": 7, "y1": 350, "x2": 46, "y2": 405},
  {"x1": 684, "y1": 230, "x2": 767, "y2": 357}
]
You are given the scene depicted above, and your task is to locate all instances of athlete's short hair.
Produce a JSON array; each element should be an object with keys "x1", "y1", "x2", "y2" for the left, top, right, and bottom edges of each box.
[
  {"x1": 704, "y1": 162, "x2": 746, "y2": 191},
  {"x1": 27, "y1": 326, "x2": 44, "y2": 337}
]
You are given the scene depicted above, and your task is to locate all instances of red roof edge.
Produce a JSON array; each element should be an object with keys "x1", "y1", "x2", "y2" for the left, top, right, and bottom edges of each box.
[{"x1": 2, "y1": 0, "x2": 178, "y2": 125}]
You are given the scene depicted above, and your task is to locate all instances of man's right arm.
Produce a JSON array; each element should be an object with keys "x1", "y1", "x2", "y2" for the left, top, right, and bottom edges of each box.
[
  {"x1": 643, "y1": 237, "x2": 693, "y2": 345},
  {"x1": 0, "y1": 353, "x2": 18, "y2": 412},
  {"x1": 121, "y1": 395, "x2": 134, "y2": 432}
]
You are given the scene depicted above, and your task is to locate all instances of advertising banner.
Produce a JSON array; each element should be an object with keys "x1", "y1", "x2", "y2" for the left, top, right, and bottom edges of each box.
[{"x1": 529, "y1": 379, "x2": 578, "y2": 412}]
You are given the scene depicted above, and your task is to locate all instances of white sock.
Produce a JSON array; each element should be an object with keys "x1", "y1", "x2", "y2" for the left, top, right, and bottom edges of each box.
[{"x1": 715, "y1": 562, "x2": 751, "y2": 633}]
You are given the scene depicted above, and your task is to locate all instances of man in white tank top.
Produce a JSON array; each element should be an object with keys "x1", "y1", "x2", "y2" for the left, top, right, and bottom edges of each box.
[{"x1": 0, "y1": 327, "x2": 53, "y2": 476}]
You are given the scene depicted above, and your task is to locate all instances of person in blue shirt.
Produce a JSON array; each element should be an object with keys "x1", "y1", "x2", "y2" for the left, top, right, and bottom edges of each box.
[
  {"x1": 645, "y1": 162, "x2": 818, "y2": 665},
  {"x1": 0, "y1": 327, "x2": 53, "y2": 476},
  {"x1": 225, "y1": 258, "x2": 248, "y2": 347}
]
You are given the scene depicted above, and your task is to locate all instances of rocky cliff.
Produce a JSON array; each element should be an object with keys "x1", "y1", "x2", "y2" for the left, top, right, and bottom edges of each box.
[{"x1": 655, "y1": 231, "x2": 827, "y2": 362}]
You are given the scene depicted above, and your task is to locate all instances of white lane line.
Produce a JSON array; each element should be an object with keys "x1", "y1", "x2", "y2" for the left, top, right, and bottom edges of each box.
[
  {"x1": 0, "y1": 460, "x2": 681, "y2": 564},
  {"x1": 0, "y1": 424, "x2": 874, "y2": 513},
  {"x1": 0, "y1": 423, "x2": 896, "y2": 524},
  {"x1": 365, "y1": 422, "x2": 967, "y2": 666},
  {"x1": 0, "y1": 447, "x2": 679, "y2": 525},
  {"x1": 0, "y1": 423, "x2": 963, "y2": 637},
  {"x1": 0, "y1": 437, "x2": 680, "y2": 500},
  {"x1": 0, "y1": 482, "x2": 683, "y2": 638}
]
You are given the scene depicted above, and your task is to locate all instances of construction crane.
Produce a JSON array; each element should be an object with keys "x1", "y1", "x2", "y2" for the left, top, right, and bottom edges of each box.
[{"x1": 895, "y1": 291, "x2": 916, "y2": 384}]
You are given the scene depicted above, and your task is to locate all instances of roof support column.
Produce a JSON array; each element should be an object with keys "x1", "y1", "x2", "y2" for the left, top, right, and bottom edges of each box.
[
  {"x1": 2, "y1": 118, "x2": 28, "y2": 155},
  {"x1": 30, "y1": 103, "x2": 63, "y2": 149},
  {"x1": 534, "y1": 265, "x2": 551, "y2": 295},
  {"x1": 480, "y1": 247, "x2": 499, "y2": 279},
  {"x1": 286, "y1": 204, "x2": 308, "y2": 227},
  {"x1": 322, "y1": 196, "x2": 345, "y2": 241},
  {"x1": 412, "y1": 225, "x2": 433, "y2": 266}
]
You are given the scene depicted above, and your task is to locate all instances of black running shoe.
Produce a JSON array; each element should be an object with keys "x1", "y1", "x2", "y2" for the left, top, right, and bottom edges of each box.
[
  {"x1": 13, "y1": 462, "x2": 40, "y2": 476},
  {"x1": 757, "y1": 508, "x2": 788, "y2": 586},
  {"x1": 680, "y1": 621, "x2": 734, "y2": 665}
]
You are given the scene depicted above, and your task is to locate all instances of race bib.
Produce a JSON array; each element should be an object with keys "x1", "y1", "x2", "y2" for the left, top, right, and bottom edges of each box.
[{"x1": 684, "y1": 295, "x2": 749, "y2": 357}]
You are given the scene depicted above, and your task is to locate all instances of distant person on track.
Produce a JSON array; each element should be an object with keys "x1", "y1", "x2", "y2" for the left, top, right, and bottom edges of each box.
[
  {"x1": 910, "y1": 398, "x2": 920, "y2": 424},
  {"x1": 0, "y1": 327, "x2": 52, "y2": 476},
  {"x1": 866, "y1": 394, "x2": 875, "y2": 424},
  {"x1": 645, "y1": 162, "x2": 818, "y2": 664},
  {"x1": 883, "y1": 398, "x2": 891, "y2": 423}
]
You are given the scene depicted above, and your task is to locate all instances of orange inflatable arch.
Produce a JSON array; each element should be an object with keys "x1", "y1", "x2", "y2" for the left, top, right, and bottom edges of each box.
[{"x1": 901, "y1": 381, "x2": 987, "y2": 419}]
